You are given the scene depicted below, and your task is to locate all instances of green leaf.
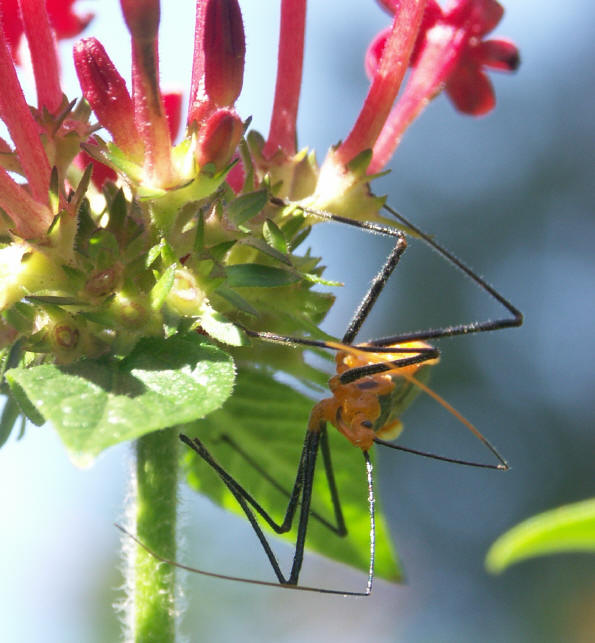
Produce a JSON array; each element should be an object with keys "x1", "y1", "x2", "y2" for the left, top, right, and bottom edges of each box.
[
  {"x1": 198, "y1": 304, "x2": 248, "y2": 346},
  {"x1": 238, "y1": 237, "x2": 292, "y2": 266},
  {"x1": 181, "y1": 369, "x2": 401, "y2": 583},
  {"x1": 150, "y1": 264, "x2": 176, "y2": 311},
  {"x1": 146, "y1": 243, "x2": 162, "y2": 268},
  {"x1": 88, "y1": 229, "x2": 119, "y2": 263},
  {"x1": 7, "y1": 378, "x2": 45, "y2": 426},
  {"x1": 105, "y1": 188, "x2": 127, "y2": 240},
  {"x1": 215, "y1": 286, "x2": 258, "y2": 316},
  {"x1": 25, "y1": 295, "x2": 87, "y2": 306},
  {"x1": 263, "y1": 219, "x2": 288, "y2": 254},
  {"x1": 0, "y1": 395, "x2": 21, "y2": 448},
  {"x1": 227, "y1": 190, "x2": 268, "y2": 226},
  {"x1": 5, "y1": 334, "x2": 235, "y2": 466},
  {"x1": 225, "y1": 264, "x2": 301, "y2": 288},
  {"x1": 486, "y1": 498, "x2": 595, "y2": 574}
]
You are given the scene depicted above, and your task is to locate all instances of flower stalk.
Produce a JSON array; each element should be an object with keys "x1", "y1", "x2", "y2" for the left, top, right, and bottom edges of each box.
[
  {"x1": 262, "y1": 0, "x2": 306, "y2": 159},
  {"x1": 18, "y1": 0, "x2": 62, "y2": 112}
]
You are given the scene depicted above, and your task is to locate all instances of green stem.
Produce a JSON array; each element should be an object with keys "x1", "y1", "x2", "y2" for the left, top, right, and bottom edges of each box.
[{"x1": 131, "y1": 428, "x2": 179, "y2": 643}]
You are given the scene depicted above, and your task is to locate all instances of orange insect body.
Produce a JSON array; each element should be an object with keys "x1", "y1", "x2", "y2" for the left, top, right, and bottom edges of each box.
[{"x1": 308, "y1": 341, "x2": 439, "y2": 451}]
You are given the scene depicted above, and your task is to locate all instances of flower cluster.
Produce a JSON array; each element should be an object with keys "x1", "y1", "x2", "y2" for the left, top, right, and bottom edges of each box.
[{"x1": 0, "y1": 0, "x2": 517, "y2": 369}]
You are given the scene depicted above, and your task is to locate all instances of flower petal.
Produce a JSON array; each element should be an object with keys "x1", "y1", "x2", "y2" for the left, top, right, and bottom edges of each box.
[
  {"x1": 446, "y1": 64, "x2": 495, "y2": 115},
  {"x1": 477, "y1": 38, "x2": 520, "y2": 71}
]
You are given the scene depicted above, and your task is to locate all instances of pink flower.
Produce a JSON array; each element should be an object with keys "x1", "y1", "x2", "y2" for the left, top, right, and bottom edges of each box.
[
  {"x1": 0, "y1": 0, "x2": 92, "y2": 61},
  {"x1": 366, "y1": 0, "x2": 519, "y2": 172}
]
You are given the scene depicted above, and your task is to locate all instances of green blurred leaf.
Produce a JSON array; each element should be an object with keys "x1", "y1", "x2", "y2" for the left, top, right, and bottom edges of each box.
[
  {"x1": 198, "y1": 304, "x2": 248, "y2": 346},
  {"x1": 150, "y1": 264, "x2": 176, "y2": 310},
  {"x1": 227, "y1": 190, "x2": 268, "y2": 226},
  {"x1": 225, "y1": 264, "x2": 300, "y2": 288},
  {"x1": 0, "y1": 395, "x2": 21, "y2": 448},
  {"x1": 5, "y1": 334, "x2": 234, "y2": 466},
  {"x1": 486, "y1": 498, "x2": 595, "y2": 574},
  {"x1": 239, "y1": 237, "x2": 292, "y2": 266},
  {"x1": 182, "y1": 368, "x2": 401, "y2": 583},
  {"x1": 263, "y1": 219, "x2": 288, "y2": 254}
]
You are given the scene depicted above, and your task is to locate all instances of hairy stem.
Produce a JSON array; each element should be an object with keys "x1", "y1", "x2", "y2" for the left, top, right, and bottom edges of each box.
[{"x1": 129, "y1": 428, "x2": 179, "y2": 643}]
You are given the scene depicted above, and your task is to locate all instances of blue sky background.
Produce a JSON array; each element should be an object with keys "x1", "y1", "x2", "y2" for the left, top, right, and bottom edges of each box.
[{"x1": 1, "y1": 1, "x2": 594, "y2": 642}]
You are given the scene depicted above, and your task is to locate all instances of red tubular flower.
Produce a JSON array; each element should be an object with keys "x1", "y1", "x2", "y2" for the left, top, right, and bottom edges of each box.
[
  {"x1": 74, "y1": 37, "x2": 143, "y2": 161},
  {"x1": 18, "y1": 0, "x2": 63, "y2": 112},
  {"x1": 262, "y1": 0, "x2": 306, "y2": 159},
  {"x1": 121, "y1": 0, "x2": 174, "y2": 186},
  {"x1": 369, "y1": 0, "x2": 519, "y2": 172},
  {"x1": 46, "y1": 0, "x2": 92, "y2": 38},
  {"x1": 333, "y1": 0, "x2": 427, "y2": 168},
  {"x1": 0, "y1": 16, "x2": 51, "y2": 207},
  {"x1": 0, "y1": 0, "x2": 92, "y2": 61},
  {"x1": 162, "y1": 90, "x2": 183, "y2": 141},
  {"x1": 188, "y1": 0, "x2": 245, "y2": 128},
  {"x1": 0, "y1": 166, "x2": 53, "y2": 237},
  {"x1": 195, "y1": 108, "x2": 243, "y2": 172}
]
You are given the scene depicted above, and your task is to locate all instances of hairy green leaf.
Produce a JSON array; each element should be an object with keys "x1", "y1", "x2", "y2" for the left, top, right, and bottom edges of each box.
[{"x1": 6, "y1": 334, "x2": 235, "y2": 466}]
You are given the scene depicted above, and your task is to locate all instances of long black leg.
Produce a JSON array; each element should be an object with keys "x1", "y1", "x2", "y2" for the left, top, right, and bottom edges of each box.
[
  {"x1": 181, "y1": 430, "x2": 326, "y2": 585},
  {"x1": 216, "y1": 433, "x2": 345, "y2": 534},
  {"x1": 241, "y1": 326, "x2": 440, "y2": 363},
  {"x1": 115, "y1": 522, "x2": 373, "y2": 595},
  {"x1": 317, "y1": 425, "x2": 347, "y2": 538},
  {"x1": 342, "y1": 233, "x2": 408, "y2": 344},
  {"x1": 288, "y1": 429, "x2": 319, "y2": 583},
  {"x1": 270, "y1": 198, "x2": 523, "y2": 345},
  {"x1": 180, "y1": 433, "x2": 305, "y2": 536},
  {"x1": 362, "y1": 451, "x2": 376, "y2": 595}
]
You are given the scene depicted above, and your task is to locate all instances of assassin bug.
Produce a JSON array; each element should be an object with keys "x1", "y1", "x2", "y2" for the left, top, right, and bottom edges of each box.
[{"x1": 121, "y1": 199, "x2": 522, "y2": 595}]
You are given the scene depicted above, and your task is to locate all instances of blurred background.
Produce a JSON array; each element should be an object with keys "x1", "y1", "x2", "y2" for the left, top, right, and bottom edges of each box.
[{"x1": 1, "y1": 1, "x2": 593, "y2": 641}]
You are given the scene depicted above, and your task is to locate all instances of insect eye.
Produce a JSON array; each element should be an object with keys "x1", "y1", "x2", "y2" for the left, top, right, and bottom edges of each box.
[{"x1": 361, "y1": 420, "x2": 373, "y2": 428}]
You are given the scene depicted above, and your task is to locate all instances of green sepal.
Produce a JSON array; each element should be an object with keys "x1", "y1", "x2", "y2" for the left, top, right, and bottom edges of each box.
[
  {"x1": 263, "y1": 219, "x2": 288, "y2": 254},
  {"x1": 0, "y1": 394, "x2": 22, "y2": 448},
  {"x1": 88, "y1": 229, "x2": 120, "y2": 268},
  {"x1": 238, "y1": 237, "x2": 292, "y2": 266},
  {"x1": 214, "y1": 286, "x2": 258, "y2": 317},
  {"x1": 7, "y1": 378, "x2": 46, "y2": 426},
  {"x1": 3, "y1": 302, "x2": 35, "y2": 334},
  {"x1": 150, "y1": 264, "x2": 176, "y2": 311},
  {"x1": 225, "y1": 264, "x2": 301, "y2": 288},
  {"x1": 196, "y1": 304, "x2": 248, "y2": 346},
  {"x1": 227, "y1": 190, "x2": 268, "y2": 227}
]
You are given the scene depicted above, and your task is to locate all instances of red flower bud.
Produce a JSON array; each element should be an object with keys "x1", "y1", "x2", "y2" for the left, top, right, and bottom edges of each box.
[
  {"x1": 119, "y1": 0, "x2": 174, "y2": 185},
  {"x1": 120, "y1": 0, "x2": 160, "y2": 41},
  {"x1": 195, "y1": 108, "x2": 243, "y2": 172},
  {"x1": 18, "y1": 0, "x2": 62, "y2": 112},
  {"x1": 74, "y1": 38, "x2": 143, "y2": 161},
  {"x1": 162, "y1": 90, "x2": 183, "y2": 141},
  {"x1": 189, "y1": 0, "x2": 245, "y2": 127},
  {"x1": 204, "y1": 0, "x2": 245, "y2": 107}
]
